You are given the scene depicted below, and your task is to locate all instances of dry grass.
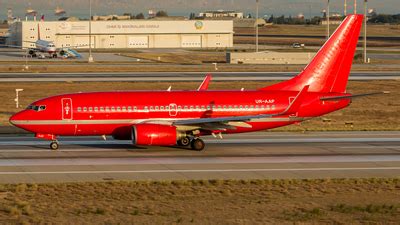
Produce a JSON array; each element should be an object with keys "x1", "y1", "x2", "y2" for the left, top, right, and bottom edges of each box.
[
  {"x1": 1, "y1": 80, "x2": 399, "y2": 131},
  {"x1": 235, "y1": 24, "x2": 400, "y2": 37},
  {"x1": 235, "y1": 24, "x2": 400, "y2": 47},
  {"x1": 234, "y1": 36, "x2": 400, "y2": 47},
  {"x1": 121, "y1": 52, "x2": 227, "y2": 64},
  {"x1": 0, "y1": 178, "x2": 399, "y2": 224}
]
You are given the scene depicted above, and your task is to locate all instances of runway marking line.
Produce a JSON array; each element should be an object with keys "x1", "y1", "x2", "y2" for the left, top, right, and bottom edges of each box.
[{"x1": 0, "y1": 167, "x2": 400, "y2": 175}]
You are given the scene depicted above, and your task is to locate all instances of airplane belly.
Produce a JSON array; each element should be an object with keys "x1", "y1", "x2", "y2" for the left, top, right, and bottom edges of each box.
[
  {"x1": 75, "y1": 124, "x2": 127, "y2": 136},
  {"x1": 18, "y1": 124, "x2": 76, "y2": 136}
]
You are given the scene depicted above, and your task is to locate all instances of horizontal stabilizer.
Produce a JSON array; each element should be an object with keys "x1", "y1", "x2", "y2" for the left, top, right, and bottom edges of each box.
[
  {"x1": 198, "y1": 74, "x2": 212, "y2": 91},
  {"x1": 320, "y1": 91, "x2": 390, "y2": 101}
]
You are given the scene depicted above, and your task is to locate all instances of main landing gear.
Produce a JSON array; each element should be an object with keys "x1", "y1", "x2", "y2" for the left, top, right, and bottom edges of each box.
[
  {"x1": 178, "y1": 137, "x2": 205, "y2": 151},
  {"x1": 190, "y1": 138, "x2": 205, "y2": 151},
  {"x1": 50, "y1": 141, "x2": 59, "y2": 151}
]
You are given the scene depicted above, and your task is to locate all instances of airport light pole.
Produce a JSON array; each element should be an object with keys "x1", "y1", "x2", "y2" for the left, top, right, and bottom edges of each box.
[
  {"x1": 354, "y1": 0, "x2": 357, "y2": 14},
  {"x1": 364, "y1": 0, "x2": 368, "y2": 63},
  {"x1": 255, "y1": 0, "x2": 259, "y2": 52},
  {"x1": 88, "y1": 0, "x2": 94, "y2": 63},
  {"x1": 327, "y1": 0, "x2": 330, "y2": 39}
]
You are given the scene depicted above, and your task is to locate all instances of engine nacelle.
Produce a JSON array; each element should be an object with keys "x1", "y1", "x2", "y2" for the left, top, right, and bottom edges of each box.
[{"x1": 132, "y1": 124, "x2": 178, "y2": 146}]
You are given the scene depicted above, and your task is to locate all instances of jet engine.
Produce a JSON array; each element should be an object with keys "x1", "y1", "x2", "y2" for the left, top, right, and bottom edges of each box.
[{"x1": 132, "y1": 124, "x2": 179, "y2": 146}]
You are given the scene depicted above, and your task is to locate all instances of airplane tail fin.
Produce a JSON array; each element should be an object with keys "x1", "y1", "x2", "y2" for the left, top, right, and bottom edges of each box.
[{"x1": 260, "y1": 15, "x2": 363, "y2": 93}]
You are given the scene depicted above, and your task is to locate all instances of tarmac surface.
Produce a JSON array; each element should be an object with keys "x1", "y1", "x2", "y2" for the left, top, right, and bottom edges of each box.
[
  {"x1": 0, "y1": 131, "x2": 399, "y2": 183},
  {"x1": 0, "y1": 71, "x2": 399, "y2": 82}
]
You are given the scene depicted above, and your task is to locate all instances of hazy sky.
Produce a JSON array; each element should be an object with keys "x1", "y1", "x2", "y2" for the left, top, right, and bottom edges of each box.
[{"x1": 0, "y1": 0, "x2": 398, "y2": 20}]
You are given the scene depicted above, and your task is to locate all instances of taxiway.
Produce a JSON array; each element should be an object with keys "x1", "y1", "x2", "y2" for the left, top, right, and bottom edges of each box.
[{"x1": 0, "y1": 131, "x2": 399, "y2": 183}]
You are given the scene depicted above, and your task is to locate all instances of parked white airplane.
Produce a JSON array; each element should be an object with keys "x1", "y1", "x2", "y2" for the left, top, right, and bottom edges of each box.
[{"x1": 4, "y1": 19, "x2": 82, "y2": 59}]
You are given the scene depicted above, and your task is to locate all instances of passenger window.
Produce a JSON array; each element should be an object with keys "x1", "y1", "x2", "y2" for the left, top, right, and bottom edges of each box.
[
  {"x1": 184, "y1": 106, "x2": 188, "y2": 110},
  {"x1": 128, "y1": 106, "x2": 132, "y2": 111},
  {"x1": 166, "y1": 106, "x2": 169, "y2": 110},
  {"x1": 144, "y1": 106, "x2": 149, "y2": 111},
  {"x1": 190, "y1": 106, "x2": 194, "y2": 111},
  {"x1": 89, "y1": 107, "x2": 93, "y2": 112},
  {"x1": 77, "y1": 107, "x2": 82, "y2": 112},
  {"x1": 207, "y1": 106, "x2": 211, "y2": 110},
  {"x1": 94, "y1": 107, "x2": 98, "y2": 112},
  {"x1": 106, "y1": 107, "x2": 110, "y2": 112},
  {"x1": 111, "y1": 107, "x2": 115, "y2": 112},
  {"x1": 201, "y1": 106, "x2": 205, "y2": 110},
  {"x1": 266, "y1": 105, "x2": 270, "y2": 110},
  {"x1": 122, "y1": 107, "x2": 127, "y2": 112},
  {"x1": 272, "y1": 105, "x2": 276, "y2": 110},
  {"x1": 155, "y1": 106, "x2": 159, "y2": 110},
  {"x1": 100, "y1": 107, "x2": 104, "y2": 112},
  {"x1": 178, "y1": 106, "x2": 182, "y2": 110},
  {"x1": 134, "y1": 106, "x2": 137, "y2": 111},
  {"x1": 150, "y1": 106, "x2": 154, "y2": 111},
  {"x1": 83, "y1": 107, "x2": 87, "y2": 112},
  {"x1": 161, "y1": 106, "x2": 165, "y2": 110}
]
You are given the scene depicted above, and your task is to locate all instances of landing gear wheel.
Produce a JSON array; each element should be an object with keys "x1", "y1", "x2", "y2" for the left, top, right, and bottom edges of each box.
[
  {"x1": 50, "y1": 142, "x2": 59, "y2": 151},
  {"x1": 191, "y1": 138, "x2": 205, "y2": 151},
  {"x1": 178, "y1": 137, "x2": 190, "y2": 146}
]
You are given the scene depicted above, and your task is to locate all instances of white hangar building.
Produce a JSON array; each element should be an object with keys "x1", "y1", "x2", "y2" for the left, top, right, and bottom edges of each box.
[{"x1": 8, "y1": 20, "x2": 233, "y2": 49}]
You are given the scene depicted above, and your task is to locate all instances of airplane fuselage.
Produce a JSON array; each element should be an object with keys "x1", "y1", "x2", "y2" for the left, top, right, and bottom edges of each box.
[{"x1": 10, "y1": 90, "x2": 350, "y2": 138}]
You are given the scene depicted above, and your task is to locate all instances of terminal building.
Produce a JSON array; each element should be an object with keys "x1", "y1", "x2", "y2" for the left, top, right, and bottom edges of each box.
[{"x1": 7, "y1": 20, "x2": 233, "y2": 49}]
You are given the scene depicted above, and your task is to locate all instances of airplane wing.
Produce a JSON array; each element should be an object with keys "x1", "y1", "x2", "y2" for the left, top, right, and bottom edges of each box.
[
  {"x1": 173, "y1": 85, "x2": 309, "y2": 126},
  {"x1": 60, "y1": 44, "x2": 89, "y2": 50},
  {"x1": 198, "y1": 74, "x2": 212, "y2": 91},
  {"x1": 0, "y1": 44, "x2": 29, "y2": 50},
  {"x1": 320, "y1": 91, "x2": 389, "y2": 101}
]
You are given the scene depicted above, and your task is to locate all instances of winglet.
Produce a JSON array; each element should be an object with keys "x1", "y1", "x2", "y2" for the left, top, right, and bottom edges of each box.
[
  {"x1": 198, "y1": 74, "x2": 212, "y2": 91},
  {"x1": 280, "y1": 85, "x2": 309, "y2": 115}
]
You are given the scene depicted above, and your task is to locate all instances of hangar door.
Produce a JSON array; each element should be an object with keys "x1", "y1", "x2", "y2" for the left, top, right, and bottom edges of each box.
[
  {"x1": 73, "y1": 36, "x2": 95, "y2": 48},
  {"x1": 128, "y1": 36, "x2": 149, "y2": 48},
  {"x1": 181, "y1": 35, "x2": 202, "y2": 48}
]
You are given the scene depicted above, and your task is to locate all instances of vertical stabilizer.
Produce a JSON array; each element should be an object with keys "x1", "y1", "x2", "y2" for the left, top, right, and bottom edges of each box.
[{"x1": 260, "y1": 15, "x2": 363, "y2": 93}]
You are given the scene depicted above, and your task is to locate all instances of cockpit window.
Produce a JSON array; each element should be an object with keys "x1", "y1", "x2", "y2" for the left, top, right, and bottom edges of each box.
[
  {"x1": 27, "y1": 105, "x2": 46, "y2": 112},
  {"x1": 48, "y1": 44, "x2": 55, "y2": 47}
]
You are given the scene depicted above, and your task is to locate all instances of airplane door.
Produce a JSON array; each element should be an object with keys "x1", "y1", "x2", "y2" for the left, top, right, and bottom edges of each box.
[
  {"x1": 62, "y1": 98, "x2": 73, "y2": 120},
  {"x1": 169, "y1": 103, "x2": 178, "y2": 117}
]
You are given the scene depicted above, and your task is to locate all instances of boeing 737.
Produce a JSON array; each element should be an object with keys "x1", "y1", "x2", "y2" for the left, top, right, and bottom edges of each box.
[{"x1": 10, "y1": 15, "x2": 381, "y2": 151}]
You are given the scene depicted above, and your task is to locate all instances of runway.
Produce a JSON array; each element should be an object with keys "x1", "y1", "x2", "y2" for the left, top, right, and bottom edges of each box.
[
  {"x1": 0, "y1": 72, "x2": 399, "y2": 82},
  {"x1": 0, "y1": 131, "x2": 399, "y2": 183}
]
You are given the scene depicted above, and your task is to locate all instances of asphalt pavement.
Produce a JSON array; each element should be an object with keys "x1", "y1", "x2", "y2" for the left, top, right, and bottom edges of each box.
[{"x1": 0, "y1": 131, "x2": 399, "y2": 183}]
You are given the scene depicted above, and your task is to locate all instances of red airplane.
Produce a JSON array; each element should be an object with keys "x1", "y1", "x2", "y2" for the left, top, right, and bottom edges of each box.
[{"x1": 9, "y1": 15, "x2": 380, "y2": 151}]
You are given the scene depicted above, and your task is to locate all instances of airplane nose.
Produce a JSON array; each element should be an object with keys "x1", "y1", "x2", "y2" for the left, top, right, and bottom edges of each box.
[{"x1": 9, "y1": 111, "x2": 25, "y2": 126}]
